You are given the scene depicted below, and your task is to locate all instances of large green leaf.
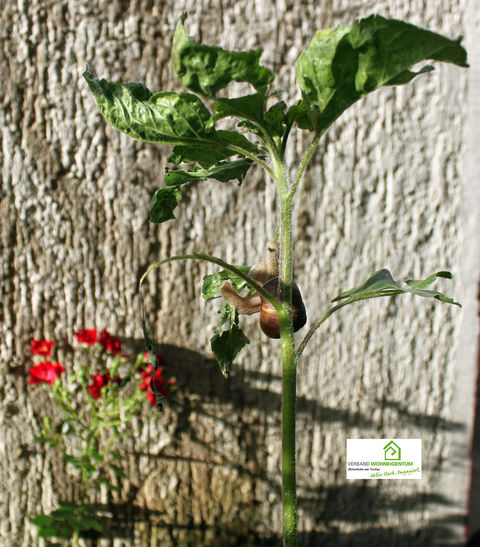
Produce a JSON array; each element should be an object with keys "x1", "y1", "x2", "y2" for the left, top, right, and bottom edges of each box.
[
  {"x1": 172, "y1": 17, "x2": 274, "y2": 97},
  {"x1": 296, "y1": 15, "x2": 468, "y2": 131},
  {"x1": 84, "y1": 70, "x2": 220, "y2": 145},
  {"x1": 333, "y1": 269, "x2": 460, "y2": 307},
  {"x1": 84, "y1": 70, "x2": 262, "y2": 173}
]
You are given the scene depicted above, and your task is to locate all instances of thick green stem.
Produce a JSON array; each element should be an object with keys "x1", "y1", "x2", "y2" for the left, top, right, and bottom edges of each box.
[{"x1": 272, "y1": 156, "x2": 297, "y2": 547}]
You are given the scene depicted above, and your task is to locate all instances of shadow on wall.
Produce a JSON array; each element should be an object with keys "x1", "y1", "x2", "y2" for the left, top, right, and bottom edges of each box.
[{"x1": 66, "y1": 340, "x2": 466, "y2": 547}]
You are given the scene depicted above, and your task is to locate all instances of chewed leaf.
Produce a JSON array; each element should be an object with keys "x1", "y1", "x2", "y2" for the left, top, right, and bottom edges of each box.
[
  {"x1": 296, "y1": 15, "x2": 468, "y2": 131},
  {"x1": 172, "y1": 17, "x2": 274, "y2": 97},
  {"x1": 150, "y1": 187, "x2": 182, "y2": 224},
  {"x1": 209, "y1": 304, "x2": 250, "y2": 377},
  {"x1": 202, "y1": 267, "x2": 251, "y2": 300},
  {"x1": 405, "y1": 270, "x2": 452, "y2": 289},
  {"x1": 211, "y1": 323, "x2": 250, "y2": 378},
  {"x1": 333, "y1": 268, "x2": 461, "y2": 307},
  {"x1": 165, "y1": 159, "x2": 253, "y2": 186}
]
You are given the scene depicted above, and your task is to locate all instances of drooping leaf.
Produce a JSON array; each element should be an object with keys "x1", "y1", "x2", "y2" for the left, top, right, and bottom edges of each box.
[
  {"x1": 333, "y1": 269, "x2": 398, "y2": 300},
  {"x1": 165, "y1": 159, "x2": 253, "y2": 186},
  {"x1": 172, "y1": 17, "x2": 274, "y2": 97},
  {"x1": 296, "y1": 15, "x2": 468, "y2": 132},
  {"x1": 209, "y1": 302, "x2": 250, "y2": 378},
  {"x1": 168, "y1": 130, "x2": 259, "y2": 168},
  {"x1": 149, "y1": 187, "x2": 182, "y2": 224},
  {"x1": 202, "y1": 266, "x2": 251, "y2": 300},
  {"x1": 211, "y1": 323, "x2": 250, "y2": 378},
  {"x1": 332, "y1": 268, "x2": 460, "y2": 307},
  {"x1": 216, "y1": 130, "x2": 261, "y2": 152},
  {"x1": 84, "y1": 70, "x2": 219, "y2": 145},
  {"x1": 405, "y1": 270, "x2": 453, "y2": 289},
  {"x1": 141, "y1": 318, "x2": 165, "y2": 411}
]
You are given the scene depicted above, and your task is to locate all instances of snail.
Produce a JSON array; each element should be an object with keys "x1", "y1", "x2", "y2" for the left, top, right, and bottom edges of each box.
[{"x1": 219, "y1": 242, "x2": 307, "y2": 339}]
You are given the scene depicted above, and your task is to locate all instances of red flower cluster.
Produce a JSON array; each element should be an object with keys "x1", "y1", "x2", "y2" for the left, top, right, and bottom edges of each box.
[
  {"x1": 28, "y1": 361, "x2": 65, "y2": 385},
  {"x1": 74, "y1": 329, "x2": 121, "y2": 355},
  {"x1": 99, "y1": 330, "x2": 121, "y2": 355},
  {"x1": 30, "y1": 339, "x2": 54, "y2": 357},
  {"x1": 88, "y1": 373, "x2": 120, "y2": 399},
  {"x1": 139, "y1": 364, "x2": 176, "y2": 407},
  {"x1": 74, "y1": 329, "x2": 97, "y2": 346},
  {"x1": 28, "y1": 330, "x2": 178, "y2": 409}
]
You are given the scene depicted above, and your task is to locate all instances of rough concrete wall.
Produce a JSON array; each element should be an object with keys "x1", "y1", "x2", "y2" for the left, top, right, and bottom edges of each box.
[{"x1": 0, "y1": 0, "x2": 477, "y2": 546}]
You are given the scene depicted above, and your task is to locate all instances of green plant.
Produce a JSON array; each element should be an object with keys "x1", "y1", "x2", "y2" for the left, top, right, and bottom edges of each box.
[
  {"x1": 28, "y1": 330, "x2": 175, "y2": 545},
  {"x1": 84, "y1": 15, "x2": 466, "y2": 546}
]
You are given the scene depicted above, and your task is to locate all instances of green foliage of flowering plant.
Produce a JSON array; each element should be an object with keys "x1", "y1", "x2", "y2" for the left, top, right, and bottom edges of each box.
[
  {"x1": 84, "y1": 14, "x2": 467, "y2": 546},
  {"x1": 28, "y1": 331, "x2": 176, "y2": 545}
]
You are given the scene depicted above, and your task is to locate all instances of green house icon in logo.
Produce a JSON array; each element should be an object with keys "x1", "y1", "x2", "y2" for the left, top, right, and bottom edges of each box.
[{"x1": 384, "y1": 440, "x2": 401, "y2": 460}]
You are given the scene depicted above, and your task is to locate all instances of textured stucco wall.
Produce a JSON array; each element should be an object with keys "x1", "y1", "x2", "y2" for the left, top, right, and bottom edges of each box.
[{"x1": 0, "y1": 1, "x2": 478, "y2": 546}]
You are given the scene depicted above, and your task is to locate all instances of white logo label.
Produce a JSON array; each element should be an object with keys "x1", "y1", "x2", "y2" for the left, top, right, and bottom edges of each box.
[{"x1": 346, "y1": 439, "x2": 422, "y2": 479}]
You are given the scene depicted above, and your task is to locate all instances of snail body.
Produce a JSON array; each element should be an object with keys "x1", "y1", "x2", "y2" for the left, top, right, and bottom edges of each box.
[
  {"x1": 259, "y1": 278, "x2": 307, "y2": 339},
  {"x1": 219, "y1": 242, "x2": 307, "y2": 339}
]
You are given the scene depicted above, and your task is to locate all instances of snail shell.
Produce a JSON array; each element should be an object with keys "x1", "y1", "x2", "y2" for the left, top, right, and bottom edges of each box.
[{"x1": 259, "y1": 278, "x2": 307, "y2": 339}]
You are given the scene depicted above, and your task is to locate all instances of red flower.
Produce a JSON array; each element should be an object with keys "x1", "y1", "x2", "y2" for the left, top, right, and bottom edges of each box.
[
  {"x1": 28, "y1": 361, "x2": 65, "y2": 385},
  {"x1": 139, "y1": 365, "x2": 175, "y2": 406},
  {"x1": 74, "y1": 329, "x2": 98, "y2": 345},
  {"x1": 29, "y1": 339, "x2": 54, "y2": 357},
  {"x1": 88, "y1": 373, "x2": 120, "y2": 399},
  {"x1": 99, "y1": 330, "x2": 121, "y2": 355}
]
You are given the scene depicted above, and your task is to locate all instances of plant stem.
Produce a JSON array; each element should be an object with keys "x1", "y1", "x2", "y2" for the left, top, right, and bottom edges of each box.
[
  {"x1": 273, "y1": 156, "x2": 297, "y2": 547},
  {"x1": 289, "y1": 132, "x2": 321, "y2": 200}
]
